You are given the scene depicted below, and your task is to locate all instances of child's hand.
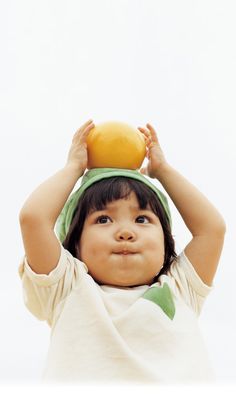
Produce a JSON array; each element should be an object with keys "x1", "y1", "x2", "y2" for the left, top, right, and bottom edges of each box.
[
  {"x1": 66, "y1": 119, "x2": 95, "y2": 174},
  {"x1": 138, "y1": 123, "x2": 168, "y2": 178}
]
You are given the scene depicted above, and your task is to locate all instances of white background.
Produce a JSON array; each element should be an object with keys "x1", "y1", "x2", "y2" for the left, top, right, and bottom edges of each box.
[{"x1": 1, "y1": 0, "x2": 236, "y2": 396}]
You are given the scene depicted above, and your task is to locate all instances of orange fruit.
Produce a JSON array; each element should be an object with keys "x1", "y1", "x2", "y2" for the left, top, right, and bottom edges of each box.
[{"x1": 86, "y1": 121, "x2": 146, "y2": 169}]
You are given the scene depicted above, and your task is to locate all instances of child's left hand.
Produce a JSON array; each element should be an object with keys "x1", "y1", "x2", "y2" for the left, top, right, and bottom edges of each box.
[{"x1": 138, "y1": 123, "x2": 168, "y2": 178}]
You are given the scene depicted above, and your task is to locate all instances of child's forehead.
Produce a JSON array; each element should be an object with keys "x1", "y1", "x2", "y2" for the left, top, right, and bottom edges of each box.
[{"x1": 90, "y1": 192, "x2": 153, "y2": 213}]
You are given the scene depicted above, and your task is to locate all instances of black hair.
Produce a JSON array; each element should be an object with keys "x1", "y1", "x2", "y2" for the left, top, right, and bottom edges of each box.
[{"x1": 63, "y1": 177, "x2": 177, "y2": 282}]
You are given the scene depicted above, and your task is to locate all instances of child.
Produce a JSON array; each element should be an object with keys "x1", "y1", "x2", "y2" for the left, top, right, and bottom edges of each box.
[{"x1": 19, "y1": 119, "x2": 226, "y2": 383}]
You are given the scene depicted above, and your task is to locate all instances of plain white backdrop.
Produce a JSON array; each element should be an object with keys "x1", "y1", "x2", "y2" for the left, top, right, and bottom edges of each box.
[{"x1": 1, "y1": 0, "x2": 236, "y2": 399}]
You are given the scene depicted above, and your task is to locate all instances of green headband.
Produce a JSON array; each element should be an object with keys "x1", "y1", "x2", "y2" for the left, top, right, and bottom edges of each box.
[{"x1": 56, "y1": 168, "x2": 172, "y2": 243}]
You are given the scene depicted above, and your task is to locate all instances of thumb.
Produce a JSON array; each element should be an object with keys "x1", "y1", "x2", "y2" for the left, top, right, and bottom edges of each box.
[{"x1": 140, "y1": 166, "x2": 148, "y2": 175}]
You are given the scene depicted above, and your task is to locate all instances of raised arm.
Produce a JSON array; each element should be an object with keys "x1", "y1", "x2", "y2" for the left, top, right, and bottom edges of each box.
[
  {"x1": 138, "y1": 123, "x2": 226, "y2": 286},
  {"x1": 19, "y1": 119, "x2": 95, "y2": 274}
]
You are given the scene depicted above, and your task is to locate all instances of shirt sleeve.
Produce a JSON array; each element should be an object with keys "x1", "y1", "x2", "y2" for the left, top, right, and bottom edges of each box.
[
  {"x1": 18, "y1": 244, "x2": 88, "y2": 326},
  {"x1": 168, "y1": 251, "x2": 213, "y2": 316}
]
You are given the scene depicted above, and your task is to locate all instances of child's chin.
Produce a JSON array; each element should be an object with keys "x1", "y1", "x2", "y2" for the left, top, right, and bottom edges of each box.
[{"x1": 94, "y1": 276, "x2": 154, "y2": 287}]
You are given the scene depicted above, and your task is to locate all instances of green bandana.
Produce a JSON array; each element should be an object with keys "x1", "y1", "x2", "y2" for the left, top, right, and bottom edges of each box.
[{"x1": 56, "y1": 168, "x2": 171, "y2": 242}]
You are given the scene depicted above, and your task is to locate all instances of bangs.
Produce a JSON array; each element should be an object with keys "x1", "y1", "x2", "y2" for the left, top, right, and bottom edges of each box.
[{"x1": 81, "y1": 177, "x2": 157, "y2": 214}]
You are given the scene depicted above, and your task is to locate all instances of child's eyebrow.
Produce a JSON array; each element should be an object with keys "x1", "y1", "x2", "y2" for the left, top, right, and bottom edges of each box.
[
  {"x1": 87, "y1": 207, "x2": 107, "y2": 216},
  {"x1": 88, "y1": 205, "x2": 154, "y2": 215}
]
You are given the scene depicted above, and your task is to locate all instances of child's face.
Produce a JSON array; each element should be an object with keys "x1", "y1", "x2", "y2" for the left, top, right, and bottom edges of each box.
[{"x1": 79, "y1": 191, "x2": 165, "y2": 287}]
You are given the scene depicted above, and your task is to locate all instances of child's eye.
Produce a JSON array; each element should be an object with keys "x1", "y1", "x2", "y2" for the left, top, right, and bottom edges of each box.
[
  {"x1": 136, "y1": 215, "x2": 150, "y2": 224},
  {"x1": 96, "y1": 215, "x2": 112, "y2": 224}
]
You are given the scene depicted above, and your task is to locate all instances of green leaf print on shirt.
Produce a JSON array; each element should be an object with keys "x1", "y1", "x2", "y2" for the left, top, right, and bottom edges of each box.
[{"x1": 142, "y1": 283, "x2": 175, "y2": 320}]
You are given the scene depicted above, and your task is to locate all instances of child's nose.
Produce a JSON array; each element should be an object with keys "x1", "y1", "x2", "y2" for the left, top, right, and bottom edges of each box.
[{"x1": 116, "y1": 228, "x2": 136, "y2": 241}]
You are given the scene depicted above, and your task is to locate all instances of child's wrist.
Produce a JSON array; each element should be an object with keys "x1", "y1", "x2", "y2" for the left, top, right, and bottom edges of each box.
[
  {"x1": 64, "y1": 162, "x2": 85, "y2": 179},
  {"x1": 153, "y1": 162, "x2": 173, "y2": 182}
]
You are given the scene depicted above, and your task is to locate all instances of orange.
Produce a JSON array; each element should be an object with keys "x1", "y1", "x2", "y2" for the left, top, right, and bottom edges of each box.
[{"x1": 86, "y1": 121, "x2": 146, "y2": 169}]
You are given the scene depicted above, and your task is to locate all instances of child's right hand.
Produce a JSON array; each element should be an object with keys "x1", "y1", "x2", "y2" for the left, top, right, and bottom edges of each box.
[{"x1": 66, "y1": 119, "x2": 95, "y2": 175}]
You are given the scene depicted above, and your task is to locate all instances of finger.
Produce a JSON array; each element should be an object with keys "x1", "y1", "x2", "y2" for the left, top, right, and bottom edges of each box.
[
  {"x1": 74, "y1": 119, "x2": 94, "y2": 135},
  {"x1": 146, "y1": 123, "x2": 158, "y2": 141},
  {"x1": 138, "y1": 128, "x2": 152, "y2": 144},
  {"x1": 138, "y1": 126, "x2": 149, "y2": 136},
  {"x1": 146, "y1": 123, "x2": 156, "y2": 132},
  {"x1": 80, "y1": 119, "x2": 94, "y2": 133},
  {"x1": 84, "y1": 119, "x2": 94, "y2": 126},
  {"x1": 142, "y1": 133, "x2": 154, "y2": 149},
  {"x1": 80, "y1": 123, "x2": 95, "y2": 142},
  {"x1": 139, "y1": 125, "x2": 153, "y2": 137},
  {"x1": 84, "y1": 121, "x2": 95, "y2": 131},
  {"x1": 73, "y1": 120, "x2": 94, "y2": 138}
]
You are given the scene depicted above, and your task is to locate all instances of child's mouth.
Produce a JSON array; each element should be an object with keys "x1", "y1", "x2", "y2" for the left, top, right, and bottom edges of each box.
[{"x1": 114, "y1": 251, "x2": 137, "y2": 255}]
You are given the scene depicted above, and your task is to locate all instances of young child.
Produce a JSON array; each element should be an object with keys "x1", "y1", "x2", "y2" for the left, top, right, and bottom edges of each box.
[{"x1": 19, "y1": 119, "x2": 226, "y2": 383}]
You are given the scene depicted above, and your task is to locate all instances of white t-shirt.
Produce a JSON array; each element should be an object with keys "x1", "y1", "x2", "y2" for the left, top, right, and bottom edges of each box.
[{"x1": 18, "y1": 245, "x2": 214, "y2": 383}]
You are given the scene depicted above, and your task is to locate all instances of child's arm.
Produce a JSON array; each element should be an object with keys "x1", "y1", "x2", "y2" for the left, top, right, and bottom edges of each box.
[
  {"x1": 138, "y1": 123, "x2": 226, "y2": 286},
  {"x1": 19, "y1": 119, "x2": 95, "y2": 274}
]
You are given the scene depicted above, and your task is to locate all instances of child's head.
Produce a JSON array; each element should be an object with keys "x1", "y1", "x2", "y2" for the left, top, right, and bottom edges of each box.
[{"x1": 57, "y1": 169, "x2": 176, "y2": 287}]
